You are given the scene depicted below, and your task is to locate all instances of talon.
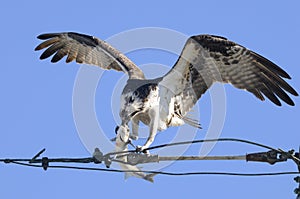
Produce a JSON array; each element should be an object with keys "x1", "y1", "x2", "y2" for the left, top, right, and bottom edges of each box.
[
  {"x1": 136, "y1": 145, "x2": 143, "y2": 153},
  {"x1": 127, "y1": 138, "x2": 136, "y2": 148},
  {"x1": 136, "y1": 145, "x2": 150, "y2": 154},
  {"x1": 136, "y1": 145, "x2": 146, "y2": 153}
]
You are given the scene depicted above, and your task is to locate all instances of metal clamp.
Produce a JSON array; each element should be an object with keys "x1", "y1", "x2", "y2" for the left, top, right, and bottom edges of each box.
[{"x1": 246, "y1": 149, "x2": 288, "y2": 165}]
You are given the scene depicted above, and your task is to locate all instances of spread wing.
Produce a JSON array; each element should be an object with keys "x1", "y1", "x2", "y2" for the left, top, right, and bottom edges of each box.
[
  {"x1": 35, "y1": 32, "x2": 145, "y2": 79},
  {"x1": 161, "y1": 34, "x2": 298, "y2": 119}
]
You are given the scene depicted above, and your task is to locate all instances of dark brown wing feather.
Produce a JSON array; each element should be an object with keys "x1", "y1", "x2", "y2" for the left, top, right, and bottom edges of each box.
[
  {"x1": 162, "y1": 34, "x2": 298, "y2": 117},
  {"x1": 35, "y1": 32, "x2": 145, "y2": 79}
]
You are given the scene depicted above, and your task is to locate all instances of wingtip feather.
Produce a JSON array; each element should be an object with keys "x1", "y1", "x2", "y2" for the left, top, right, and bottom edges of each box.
[{"x1": 37, "y1": 33, "x2": 60, "y2": 40}]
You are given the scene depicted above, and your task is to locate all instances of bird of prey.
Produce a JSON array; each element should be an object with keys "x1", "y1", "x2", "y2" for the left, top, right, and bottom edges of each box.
[{"x1": 35, "y1": 32, "x2": 298, "y2": 153}]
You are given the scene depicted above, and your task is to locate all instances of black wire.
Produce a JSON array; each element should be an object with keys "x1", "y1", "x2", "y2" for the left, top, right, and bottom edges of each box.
[
  {"x1": 10, "y1": 161, "x2": 300, "y2": 177},
  {"x1": 106, "y1": 138, "x2": 277, "y2": 156},
  {"x1": 145, "y1": 138, "x2": 276, "y2": 151}
]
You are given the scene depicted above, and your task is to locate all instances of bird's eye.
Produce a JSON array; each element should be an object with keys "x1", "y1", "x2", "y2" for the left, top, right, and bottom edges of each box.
[{"x1": 114, "y1": 126, "x2": 119, "y2": 134}]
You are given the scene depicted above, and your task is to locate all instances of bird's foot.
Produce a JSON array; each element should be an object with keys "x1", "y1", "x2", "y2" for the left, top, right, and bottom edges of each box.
[{"x1": 136, "y1": 145, "x2": 150, "y2": 154}]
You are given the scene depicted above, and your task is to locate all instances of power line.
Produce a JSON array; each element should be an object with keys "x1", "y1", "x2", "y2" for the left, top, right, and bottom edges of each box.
[
  {"x1": 105, "y1": 138, "x2": 278, "y2": 156},
  {"x1": 0, "y1": 137, "x2": 299, "y2": 197},
  {"x1": 7, "y1": 160, "x2": 300, "y2": 177}
]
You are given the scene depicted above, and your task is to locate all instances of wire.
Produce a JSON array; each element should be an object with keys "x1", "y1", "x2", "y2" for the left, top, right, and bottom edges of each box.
[
  {"x1": 10, "y1": 161, "x2": 300, "y2": 177},
  {"x1": 145, "y1": 138, "x2": 277, "y2": 151},
  {"x1": 106, "y1": 138, "x2": 277, "y2": 156}
]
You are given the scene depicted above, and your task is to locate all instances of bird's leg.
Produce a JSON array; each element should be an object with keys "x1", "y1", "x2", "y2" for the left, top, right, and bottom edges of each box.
[
  {"x1": 130, "y1": 117, "x2": 139, "y2": 140},
  {"x1": 137, "y1": 106, "x2": 159, "y2": 154}
]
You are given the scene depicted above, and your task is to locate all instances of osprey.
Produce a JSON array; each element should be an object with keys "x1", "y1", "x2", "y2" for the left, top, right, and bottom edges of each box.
[{"x1": 35, "y1": 32, "x2": 298, "y2": 153}]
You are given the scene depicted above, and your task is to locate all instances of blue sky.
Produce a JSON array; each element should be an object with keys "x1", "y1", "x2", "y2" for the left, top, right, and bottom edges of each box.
[{"x1": 1, "y1": 1, "x2": 299, "y2": 198}]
